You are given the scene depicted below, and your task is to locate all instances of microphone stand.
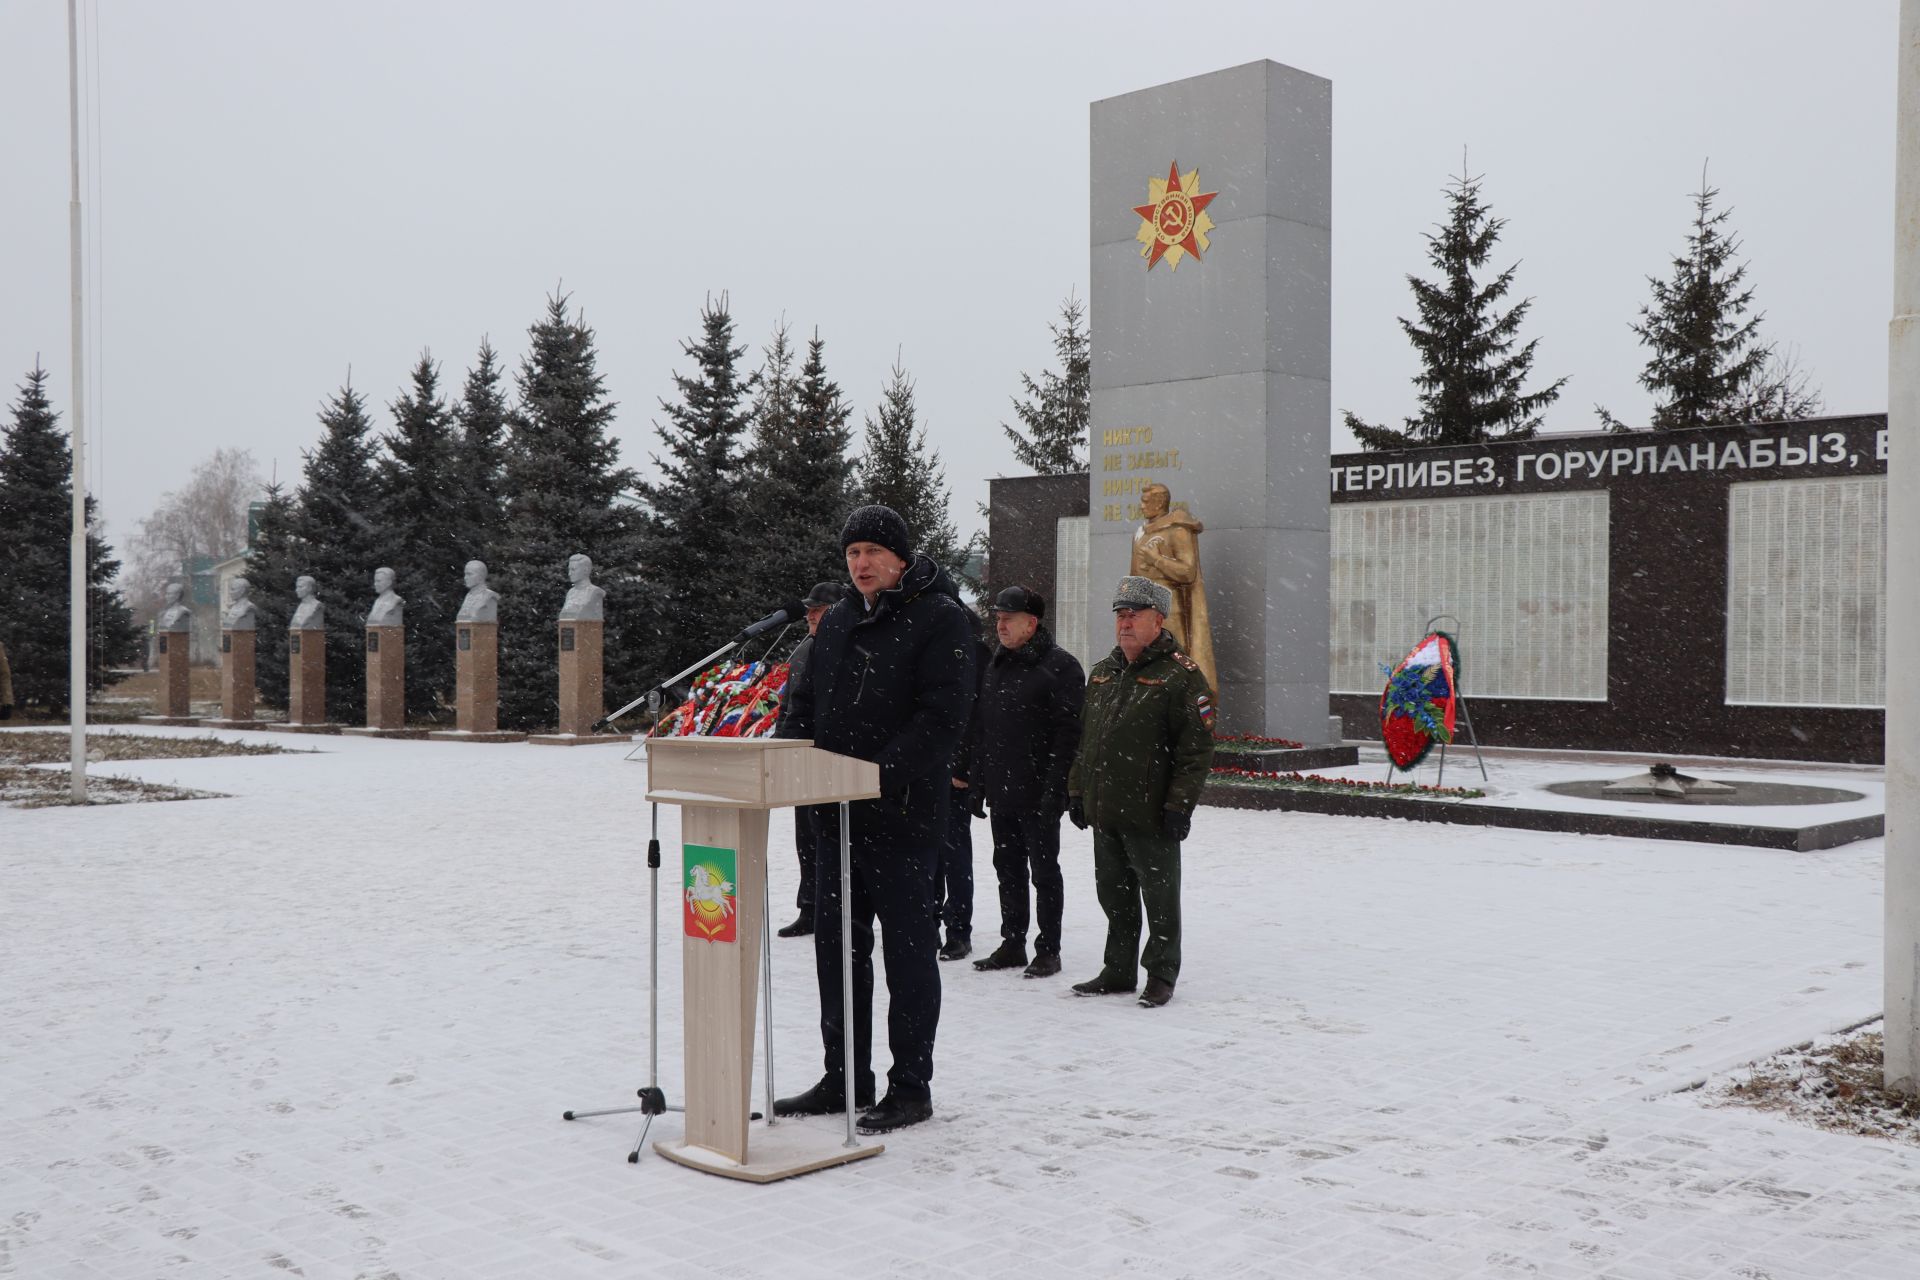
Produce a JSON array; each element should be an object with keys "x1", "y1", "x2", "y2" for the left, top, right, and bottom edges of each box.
[{"x1": 563, "y1": 630, "x2": 796, "y2": 1160}]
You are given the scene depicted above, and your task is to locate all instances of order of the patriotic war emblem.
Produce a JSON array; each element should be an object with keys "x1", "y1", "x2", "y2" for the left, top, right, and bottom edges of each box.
[{"x1": 1131, "y1": 160, "x2": 1219, "y2": 270}]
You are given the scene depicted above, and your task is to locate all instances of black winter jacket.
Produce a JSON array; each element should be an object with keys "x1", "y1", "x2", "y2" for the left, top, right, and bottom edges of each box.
[
  {"x1": 772, "y1": 632, "x2": 814, "y2": 737},
  {"x1": 777, "y1": 554, "x2": 977, "y2": 811},
  {"x1": 948, "y1": 625, "x2": 992, "y2": 782},
  {"x1": 968, "y1": 625, "x2": 1085, "y2": 813}
]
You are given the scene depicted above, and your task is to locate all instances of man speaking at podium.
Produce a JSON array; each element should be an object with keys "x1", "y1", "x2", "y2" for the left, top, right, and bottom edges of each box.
[{"x1": 774, "y1": 504, "x2": 977, "y2": 1134}]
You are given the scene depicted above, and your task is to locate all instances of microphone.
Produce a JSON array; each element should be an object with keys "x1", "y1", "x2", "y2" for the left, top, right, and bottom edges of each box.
[{"x1": 734, "y1": 599, "x2": 807, "y2": 644}]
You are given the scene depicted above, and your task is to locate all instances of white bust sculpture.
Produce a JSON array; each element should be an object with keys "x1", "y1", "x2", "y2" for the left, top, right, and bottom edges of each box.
[
  {"x1": 222, "y1": 577, "x2": 259, "y2": 630},
  {"x1": 157, "y1": 581, "x2": 193, "y2": 632},
  {"x1": 456, "y1": 559, "x2": 499, "y2": 624},
  {"x1": 290, "y1": 575, "x2": 325, "y2": 630},
  {"x1": 366, "y1": 566, "x2": 405, "y2": 628},
  {"x1": 558, "y1": 553, "x2": 605, "y2": 622}
]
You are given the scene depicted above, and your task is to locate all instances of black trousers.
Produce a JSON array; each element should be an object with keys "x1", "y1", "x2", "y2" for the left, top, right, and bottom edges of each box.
[
  {"x1": 989, "y1": 808, "x2": 1064, "y2": 957},
  {"x1": 934, "y1": 788, "x2": 974, "y2": 938},
  {"x1": 812, "y1": 800, "x2": 943, "y2": 1100},
  {"x1": 792, "y1": 805, "x2": 822, "y2": 913}
]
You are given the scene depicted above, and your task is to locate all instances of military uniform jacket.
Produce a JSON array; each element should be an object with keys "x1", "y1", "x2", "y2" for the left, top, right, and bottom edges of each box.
[{"x1": 1068, "y1": 629, "x2": 1216, "y2": 832}]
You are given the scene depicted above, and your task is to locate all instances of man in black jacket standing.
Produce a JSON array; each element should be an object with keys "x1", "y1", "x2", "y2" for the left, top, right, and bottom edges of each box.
[
  {"x1": 968, "y1": 586, "x2": 1085, "y2": 979},
  {"x1": 774, "y1": 505, "x2": 976, "y2": 1134},
  {"x1": 774, "y1": 581, "x2": 849, "y2": 938},
  {"x1": 936, "y1": 612, "x2": 992, "y2": 961}
]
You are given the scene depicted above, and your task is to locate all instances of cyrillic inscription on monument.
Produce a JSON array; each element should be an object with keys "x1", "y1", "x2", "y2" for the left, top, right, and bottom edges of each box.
[{"x1": 1097, "y1": 426, "x2": 1184, "y2": 524}]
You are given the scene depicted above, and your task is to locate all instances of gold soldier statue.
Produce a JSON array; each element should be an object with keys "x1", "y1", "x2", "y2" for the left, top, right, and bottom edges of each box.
[{"x1": 1130, "y1": 482, "x2": 1218, "y2": 702}]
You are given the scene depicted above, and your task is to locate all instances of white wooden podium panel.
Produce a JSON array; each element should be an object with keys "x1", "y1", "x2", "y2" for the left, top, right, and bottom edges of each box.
[
  {"x1": 642, "y1": 737, "x2": 882, "y2": 1182},
  {"x1": 678, "y1": 803, "x2": 767, "y2": 1166}
]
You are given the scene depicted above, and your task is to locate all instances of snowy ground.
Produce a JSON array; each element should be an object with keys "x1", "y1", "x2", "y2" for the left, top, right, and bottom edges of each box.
[{"x1": 3, "y1": 727, "x2": 1915, "y2": 1279}]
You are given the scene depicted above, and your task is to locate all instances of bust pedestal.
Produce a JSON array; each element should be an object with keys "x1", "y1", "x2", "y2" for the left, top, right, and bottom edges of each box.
[
  {"x1": 529, "y1": 618, "x2": 628, "y2": 746},
  {"x1": 203, "y1": 630, "x2": 259, "y2": 727},
  {"x1": 343, "y1": 625, "x2": 426, "y2": 739},
  {"x1": 429, "y1": 621, "x2": 525, "y2": 743},
  {"x1": 264, "y1": 630, "x2": 340, "y2": 735},
  {"x1": 139, "y1": 631, "x2": 200, "y2": 725}
]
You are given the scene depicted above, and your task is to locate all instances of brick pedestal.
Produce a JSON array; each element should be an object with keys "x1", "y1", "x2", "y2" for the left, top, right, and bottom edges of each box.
[
  {"x1": 428, "y1": 622, "x2": 525, "y2": 742},
  {"x1": 350, "y1": 625, "x2": 419, "y2": 737},
  {"x1": 529, "y1": 618, "x2": 627, "y2": 745},
  {"x1": 261, "y1": 629, "x2": 341, "y2": 734},
  {"x1": 200, "y1": 629, "x2": 260, "y2": 728},
  {"x1": 141, "y1": 631, "x2": 199, "y2": 725}
]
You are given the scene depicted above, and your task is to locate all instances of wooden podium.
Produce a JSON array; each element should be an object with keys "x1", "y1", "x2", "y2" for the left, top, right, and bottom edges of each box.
[{"x1": 643, "y1": 736, "x2": 882, "y2": 1182}]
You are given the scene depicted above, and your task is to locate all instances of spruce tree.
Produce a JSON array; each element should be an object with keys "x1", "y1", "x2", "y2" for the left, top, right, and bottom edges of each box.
[
  {"x1": 740, "y1": 323, "x2": 859, "y2": 604},
  {"x1": 859, "y1": 356, "x2": 962, "y2": 575},
  {"x1": 494, "y1": 292, "x2": 642, "y2": 731},
  {"x1": 451, "y1": 337, "x2": 511, "y2": 553},
  {"x1": 1001, "y1": 292, "x2": 1090, "y2": 473},
  {"x1": 1604, "y1": 175, "x2": 1779, "y2": 430},
  {"x1": 242, "y1": 481, "x2": 302, "y2": 710},
  {"x1": 0, "y1": 363, "x2": 139, "y2": 713},
  {"x1": 633, "y1": 294, "x2": 760, "y2": 679},
  {"x1": 376, "y1": 352, "x2": 463, "y2": 722},
  {"x1": 1345, "y1": 165, "x2": 1565, "y2": 450},
  {"x1": 291, "y1": 379, "x2": 384, "y2": 723}
]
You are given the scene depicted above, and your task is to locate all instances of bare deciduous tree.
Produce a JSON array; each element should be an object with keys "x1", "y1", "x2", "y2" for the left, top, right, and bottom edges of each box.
[{"x1": 124, "y1": 448, "x2": 263, "y2": 618}]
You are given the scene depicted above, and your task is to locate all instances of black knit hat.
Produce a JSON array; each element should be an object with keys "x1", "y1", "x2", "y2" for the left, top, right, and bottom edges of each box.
[
  {"x1": 840, "y1": 505, "x2": 913, "y2": 563},
  {"x1": 989, "y1": 585, "x2": 1045, "y2": 620}
]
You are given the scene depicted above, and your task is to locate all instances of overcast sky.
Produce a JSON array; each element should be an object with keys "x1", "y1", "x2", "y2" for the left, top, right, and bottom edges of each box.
[{"x1": 0, "y1": 1, "x2": 1899, "y2": 552}]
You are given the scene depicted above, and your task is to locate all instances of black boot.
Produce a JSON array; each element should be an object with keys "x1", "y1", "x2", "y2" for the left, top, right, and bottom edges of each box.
[
  {"x1": 1022, "y1": 953, "x2": 1061, "y2": 979},
  {"x1": 1071, "y1": 970, "x2": 1137, "y2": 997},
  {"x1": 972, "y1": 940, "x2": 1028, "y2": 971},
  {"x1": 773, "y1": 1075, "x2": 874, "y2": 1117},
  {"x1": 856, "y1": 1091, "x2": 933, "y2": 1134},
  {"x1": 937, "y1": 932, "x2": 972, "y2": 962},
  {"x1": 1138, "y1": 976, "x2": 1176, "y2": 1008},
  {"x1": 776, "y1": 913, "x2": 813, "y2": 938}
]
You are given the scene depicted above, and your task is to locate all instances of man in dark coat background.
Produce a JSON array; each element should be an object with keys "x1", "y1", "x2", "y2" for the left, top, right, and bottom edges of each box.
[
  {"x1": 774, "y1": 505, "x2": 976, "y2": 1134},
  {"x1": 774, "y1": 580, "x2": 849, "y2": 938},
  {"x1": 936, "y1": 610, "x2": 992, "y2": 961},
  {"x1": 968, "y1": 586, "x2": 1084, "y2": 979}
]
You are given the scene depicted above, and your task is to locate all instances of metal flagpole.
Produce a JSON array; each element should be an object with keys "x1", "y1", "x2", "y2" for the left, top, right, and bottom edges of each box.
[
  {"x1": 1885, "y1": 0, "x2": 1920, "y2": 1095},
  {"x1": 66, "y1": 0, "x2": 89, "y2": 802}
]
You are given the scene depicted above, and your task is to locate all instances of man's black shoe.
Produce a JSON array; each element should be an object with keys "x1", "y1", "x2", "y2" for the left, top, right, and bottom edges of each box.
[
  {"x1": 1138, "y1": 976, "x2": 1176, "y2": 1008},
  {"x1": 1071, "y1": 971, "x2": 1137, "y2": 997},
  {"x1": 856, "y1": 1092, "x2": 933, "y2": 1134},
  {"x1": 773, "y1": 1077, "x2": 874, "y2": 1117},
  {"x1": 1022, "y1": 953, "x2": 1061, "y2": 979},
  {"x1": 972, "y1": 940, "x2": 1028, "y2": 971},
  {"x1": 938, "y1": 933, "x2": 972, "y2": 962},
  {"x1": 776, "y1": 914, "x2": 813, "y2": 938}
]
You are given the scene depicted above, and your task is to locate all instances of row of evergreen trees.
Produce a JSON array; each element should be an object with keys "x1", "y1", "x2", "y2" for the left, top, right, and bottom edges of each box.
[
  {"x1": 1346, "y1": 166, "x2": 1822, "y2": 450},
  {"x1": 238, "y1": 291, "x2": 986, "y2": 732},
  {"x1": 0, "y1": 366, "x2": 141, "y2": 713}
]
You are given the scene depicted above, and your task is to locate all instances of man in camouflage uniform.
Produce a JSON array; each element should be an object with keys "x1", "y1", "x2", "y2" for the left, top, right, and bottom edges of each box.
[{"x1": 1067, "y1": 575, "x2": 1215, "y2": 1008}]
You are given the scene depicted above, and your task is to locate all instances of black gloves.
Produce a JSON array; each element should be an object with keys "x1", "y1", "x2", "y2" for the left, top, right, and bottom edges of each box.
[
  {"x1": 1162, "y1": 809, "x2": 1191, "y2": 841},
  {"x1": 0, "y1": 704, "x2": 11, "y2": 721},
  {"x1": 1068, "y1": 796, "x2": 1089, "y2": 830},
  {"x1": 966, "y1": 791, "x2": 986, "y2": 819}
]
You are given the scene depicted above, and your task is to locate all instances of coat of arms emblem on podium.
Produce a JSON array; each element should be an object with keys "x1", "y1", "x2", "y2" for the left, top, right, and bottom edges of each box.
[{"x1": 683, "y1": 844, "x2": 738, "y2": 943}]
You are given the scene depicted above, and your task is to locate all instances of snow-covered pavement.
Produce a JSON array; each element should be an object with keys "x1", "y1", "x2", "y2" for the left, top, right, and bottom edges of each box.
[{"x1": 3, "y1": 728, "x2": 1914, "y2": 1279}]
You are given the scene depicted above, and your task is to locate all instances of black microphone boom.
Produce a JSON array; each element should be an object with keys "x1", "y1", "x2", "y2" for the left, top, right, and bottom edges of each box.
[{"x1": 734, "y1": 599, "x2": 807, "y2": 644}]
